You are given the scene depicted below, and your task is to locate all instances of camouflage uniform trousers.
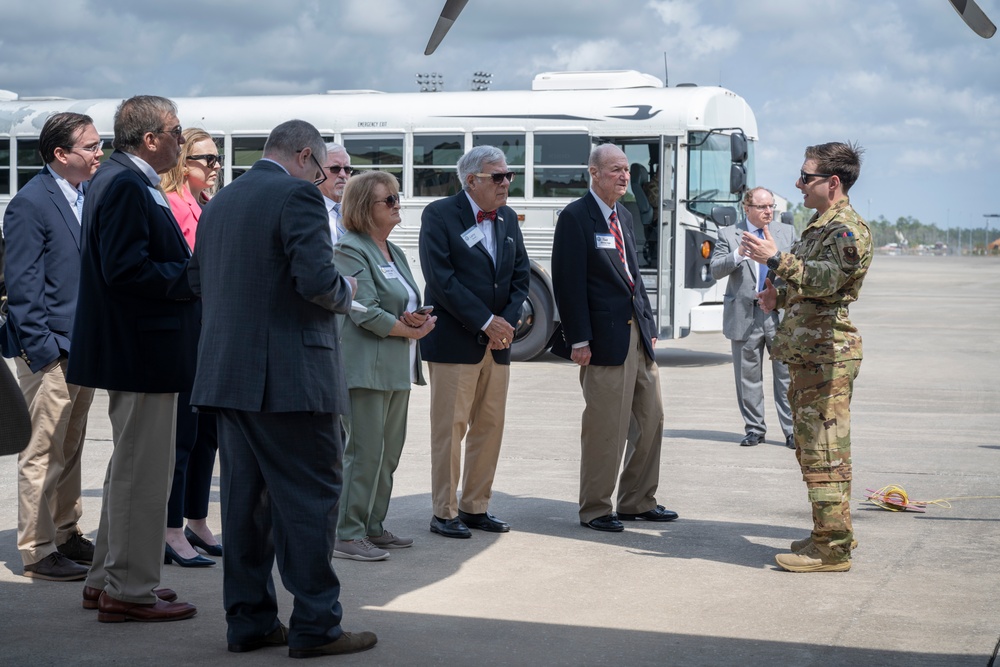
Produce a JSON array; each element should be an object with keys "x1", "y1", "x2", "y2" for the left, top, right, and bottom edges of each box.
[{"x1": 786, "y1": 359, "x2": 861, "y2": 561}]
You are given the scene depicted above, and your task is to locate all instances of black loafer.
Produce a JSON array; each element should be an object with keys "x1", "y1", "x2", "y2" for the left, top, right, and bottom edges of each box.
[
  {"x1": 618, "y1": 505, "x2": 679, "y2": 522},
  {"x1": 229, "y1": 623, "x2": 289, "y2": 653},
  {"x1": 740, "y1": 432, "x2": 764, "y2": 447},
  {"x1": 457, "y1": 510, "x2": 510, "y2": 533},
  {"x1": 785, "y1": 435, "x2": 796, "y2": 449},
  {"x1": 429, "y1": 516, "x2": 472, "y2": 539},
  {"x1": 581, "y1": 514, "x2": 624, "y2": 532}
]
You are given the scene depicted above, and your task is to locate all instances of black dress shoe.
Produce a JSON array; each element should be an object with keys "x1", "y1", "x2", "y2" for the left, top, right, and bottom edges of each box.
[
  {"x1": 184, "y1": 527, "x2": 223, "y2": 557},
  {"x1": 57, "y1": 533, "x2": 95, "y2": 565},
  {"x1": 581, "y1": 514, "x2": 624, "y2": 532},
  {"x1": 429, "y1": 516, "x2": 471, "y2": 539},
  {"x1": 785, "y1": 435, "x2": 796, "y2": 449},
  {"x1": 164, "y1": 543, "x2": 216, "y2": 567},
  {"x1": 618, "y1": 505, "x2": 679, "y2": 522},
  {"x1": 740, "y1": 432, "x2": 764, "y2": 447},
  {"x1": 457, "y1": 510, "x2": 510, "y2": 533},
  {"x1": 229, "y1": 623, "x2": 289, "y2": 653}
]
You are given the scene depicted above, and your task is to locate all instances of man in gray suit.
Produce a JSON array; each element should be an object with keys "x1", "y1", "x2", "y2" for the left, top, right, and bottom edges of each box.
[
  {"x1": 710, "y1": 187, "x2": 795, "y2": 448},
  {"x1": 189, "y1": 120, "x2": 375, "y2": 658}
]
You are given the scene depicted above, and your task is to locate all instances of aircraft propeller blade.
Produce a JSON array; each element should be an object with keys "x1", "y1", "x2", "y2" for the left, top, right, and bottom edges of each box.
[
  {"x1": 948, "y1": 0, "x2": 996, "y2": 38},
  {"x1": 424, "y1": 0, "x2": 470, "y2": 55}
]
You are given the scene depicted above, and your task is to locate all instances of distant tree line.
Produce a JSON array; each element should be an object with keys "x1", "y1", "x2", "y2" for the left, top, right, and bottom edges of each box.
[{"x1": 785, "y1": 204, "x2": 1000, "y2": 255}]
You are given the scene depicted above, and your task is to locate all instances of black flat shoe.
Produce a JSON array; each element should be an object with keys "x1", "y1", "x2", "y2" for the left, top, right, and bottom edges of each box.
[
  {"x1": 457, "y1": 510, "x2": 510, "y2": 533},
  {"x1": 581, "y1": 514, "x2": 624, "y2": 532},
  {"x1": 184, "y1": 527, "x2": 223, "y2": 557},
  {"x1": 164, "y1": 543, "x2": 216, "y2": 567},
  {"x1": 740, "y1": 433, "x2": 764, "y2": 447},
  {"x1": 429, "y1": 516, "x2": 471, "y2": 539},
  {"x1": 618, "y1": 505, "x2": 679, "y2": 522}
]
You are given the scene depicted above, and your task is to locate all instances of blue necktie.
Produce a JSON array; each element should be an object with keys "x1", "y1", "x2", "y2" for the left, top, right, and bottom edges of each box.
[{"x1": 754, "y1": 227, "x2": 767, "y2": 292}]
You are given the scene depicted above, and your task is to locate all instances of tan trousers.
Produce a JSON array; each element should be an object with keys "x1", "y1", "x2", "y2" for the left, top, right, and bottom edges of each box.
[
  {"x1": 428, "y1": 352, "x2": 510, "y2": 519},
  {"x1": 578, "y1": 321, "x2": 664, "y2": 523},
  {"x1": 86, "y1": 391, "x2": 176, "y2": 604},
  {"x1": 15, "y1": 357, "x2": 95, "y2": 566}
]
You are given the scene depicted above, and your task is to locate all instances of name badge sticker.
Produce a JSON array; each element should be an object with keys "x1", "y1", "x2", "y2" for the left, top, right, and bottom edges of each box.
[
  {"x1": 595, "y1": 233, "x2": 615, "y2": 250},
  {"x1": 378, "y1": 264, "x2": 398, "y2": 280},
  {"x1": 149, "y1": 186, "x2": 169, "y2": 208},
  {"x1": 461, "y1": 226, "x2": 486, "y2": 248}
]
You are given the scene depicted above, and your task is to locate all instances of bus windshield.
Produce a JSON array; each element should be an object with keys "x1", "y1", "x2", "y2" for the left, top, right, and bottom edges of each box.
[{"x1": 686, "y1": 131, "x2": 742, "y2": 219}]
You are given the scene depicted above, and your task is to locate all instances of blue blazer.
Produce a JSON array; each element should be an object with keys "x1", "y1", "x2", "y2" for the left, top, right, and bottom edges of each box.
[
  {"x1": 189, "y1": 160, "x2": 353, "y2": 414},
  {"x1": 1, "y1": 166, "x2": 85, "y2": 371},
  {"x1": 418, "y1": 191, "x2": 530, "y2": 365},
  {"x1": 67, "y1": 151, "x2": 199, "y2": 392},
  {"x1": 550, "y1": 192, "x2": 656, "y2": 366}
]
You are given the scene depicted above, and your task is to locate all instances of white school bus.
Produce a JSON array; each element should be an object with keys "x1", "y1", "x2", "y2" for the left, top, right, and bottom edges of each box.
[{"x1": 0, "y1": 70, "x2": 757, "y2": 360}]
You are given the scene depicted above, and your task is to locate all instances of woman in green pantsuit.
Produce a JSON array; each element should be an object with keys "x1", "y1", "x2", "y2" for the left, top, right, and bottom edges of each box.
[{"x1": 332, "y1": 170, "x2": 436, "y2": 561}]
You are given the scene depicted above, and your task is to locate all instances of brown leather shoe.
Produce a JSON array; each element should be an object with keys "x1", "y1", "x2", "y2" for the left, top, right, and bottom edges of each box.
[
  {"x1": 82, "y1": 586, "x2": 178, "y2": 610},
  {"x1": 96, "y1": 591, "x2": 196, "y2": 623}
]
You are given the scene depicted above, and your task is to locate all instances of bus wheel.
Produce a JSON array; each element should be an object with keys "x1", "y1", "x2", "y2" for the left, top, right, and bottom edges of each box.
[{"x1": 511, "y1": 277, "x2": 553, "y2": 362}]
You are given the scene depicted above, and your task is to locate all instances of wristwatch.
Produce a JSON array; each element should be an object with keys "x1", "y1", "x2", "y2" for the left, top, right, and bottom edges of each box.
[{"x1": 766, "y1": 252, "x2": 782, "y2": 271}]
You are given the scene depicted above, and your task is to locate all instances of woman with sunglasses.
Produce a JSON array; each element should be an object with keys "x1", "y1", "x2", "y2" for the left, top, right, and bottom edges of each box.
[
  {"x1": 160, "y1": 128, "x2": 222, "y2": 566},
  {"x1": 331, "y1": 170, "x2": 436, "y2": 561}
]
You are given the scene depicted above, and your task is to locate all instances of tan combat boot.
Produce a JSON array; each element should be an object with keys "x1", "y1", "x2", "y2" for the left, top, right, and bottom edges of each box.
[{"x1": 775, "y1": 543, "x2": 851, "y2": 572}]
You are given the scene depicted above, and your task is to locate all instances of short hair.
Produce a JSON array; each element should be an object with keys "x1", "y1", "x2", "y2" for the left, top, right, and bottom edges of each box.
[
  {"x1": 113, "y1": 95, "x2": 177, "y2": 152},
  {"x1": 588, "y1": 143, "x2": 625, "y2": 170},
  {"x1": 341, "y1": 170, "x2": 399, "y2": 236},
  {"x1": 263, "y1": 119, "x2": 325, "y2": 162},
  {"x1": 458, "y1": 145, "x2": 505, "y2": 190},
  {"x1": 39, "y1": 112, "x2": 95, "y2": 164},
  {"x1": 742, "y1": 186, "x2": 774, "y2": 207},
  {"x1": 324, "y1": 142, "x2": 347, "y2": 158},
  {"x1": 804, "y1": 141, "x2": 864, "y2": 193},
  {"x1": 161, "y1": 127, "x2": 216, "y2": 195}
]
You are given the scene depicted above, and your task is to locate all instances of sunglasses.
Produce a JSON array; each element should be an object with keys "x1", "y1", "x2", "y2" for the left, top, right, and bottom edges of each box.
[
  {"x1": 158, "y1": 125, "x2": 183, "y2": 137},
  {"x1": 375, "y1": 194, "x2": 400, "y2": 207},
  {"x1": 326, "y1": 165, "x2": 354, "y2": 176},
  {"x1": 475, "y1": 172, "x2": 516, "y2": 185},
  {"x1": 187, "y1": 154, "x2": 224, "y2": 168},
  {"x1": 800, "y1": 171, "x2": 833, "y2": 184}
]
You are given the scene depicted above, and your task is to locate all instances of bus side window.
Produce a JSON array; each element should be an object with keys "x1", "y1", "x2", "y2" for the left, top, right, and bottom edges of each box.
[
  {"x1": 0, "y1": 139, "x2": 9, "y2": 195},
  {"x1": 534, "y1": 134, "x2": 589, "y2": 198}
]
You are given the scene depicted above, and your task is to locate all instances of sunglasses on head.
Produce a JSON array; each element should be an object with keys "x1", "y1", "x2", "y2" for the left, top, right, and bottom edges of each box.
[
  {"x1": 475, "y1": 172, "x2": 516, "y2": 184},
  {"x1": 187, "y1": 154, "x2": 224, "y2": 168}
]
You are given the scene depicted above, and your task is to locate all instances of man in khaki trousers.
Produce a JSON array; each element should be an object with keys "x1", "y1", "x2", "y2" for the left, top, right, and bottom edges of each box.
[{"x1": 550, "y1": 144, "x2": 678, "y2": 533}]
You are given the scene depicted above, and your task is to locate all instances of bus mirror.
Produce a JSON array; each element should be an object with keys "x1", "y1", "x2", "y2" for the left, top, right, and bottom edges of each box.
[
  {"x1": 730, "y1": 132, "x2": 747, "y2": 163},
  {"x1": 711, "y1": 206, "x2": 738, "y2": 227},
  {"x1": 730, "y1": 164, "x2": 746, "y2": 194}
]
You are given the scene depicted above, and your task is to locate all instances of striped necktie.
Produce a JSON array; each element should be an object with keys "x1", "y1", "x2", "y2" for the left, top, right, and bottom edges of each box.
[
  {"x1": 755, "y1": 227, "x2": 767, "y2": 292},
  {"x1": 74, "y1": 189, "x2": 84, "y2": 223},
  {"x1": 608, "y1": 210, "x2": 633, "y2": 288}
]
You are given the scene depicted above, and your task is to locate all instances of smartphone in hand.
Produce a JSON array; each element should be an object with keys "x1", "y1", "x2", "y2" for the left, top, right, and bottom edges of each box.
[{"x1": 415, "y1": 305, "x2": 434, "y2": 315}]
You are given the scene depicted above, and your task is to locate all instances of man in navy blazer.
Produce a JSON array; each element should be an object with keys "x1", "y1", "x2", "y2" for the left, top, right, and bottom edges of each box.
[
  {"x1": 189, "y1": 120, "x2": 375, "y2": 658},
  {"x1": 551, "y1": 144, "x2": 677, "y2": 533},
  {"x1": 419, "y1": 145, "x2": 530, "y2": 538},
  {"x1": 67, "y1": 96, "x2": 198, "y2": 623},
  {"x1": 1, "y1": 113, "x2": 99, "y2": 581}
]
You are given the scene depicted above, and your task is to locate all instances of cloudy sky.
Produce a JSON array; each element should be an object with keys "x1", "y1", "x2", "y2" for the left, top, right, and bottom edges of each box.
[{"x1": 2, "y1": 0, "x2": 998, "y2": 229}]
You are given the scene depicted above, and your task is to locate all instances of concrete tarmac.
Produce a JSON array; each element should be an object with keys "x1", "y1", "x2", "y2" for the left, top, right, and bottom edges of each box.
[{"x1": 1, "y1": 256, "x2": 998, "y2": 666}]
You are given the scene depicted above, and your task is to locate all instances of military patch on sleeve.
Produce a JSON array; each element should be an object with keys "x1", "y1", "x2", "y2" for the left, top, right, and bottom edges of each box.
[
  {"x1": 833, "y1": 231, "x2": 861, "y2": 266},
  {"x1": 843, "y1": 245, "x2": 859, "y2": 264}
]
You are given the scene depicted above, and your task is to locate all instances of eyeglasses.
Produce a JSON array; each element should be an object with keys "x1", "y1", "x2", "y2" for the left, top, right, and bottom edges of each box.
[
  {"x1": 747, "y1": 204, "x2": 776, "y2": 211},
  {"x1": 475, "y1": 172, "x2": 516, "y2": 184},
  {"x1": 326, "y1": 165, "x2": 354, "y2": 176},
  {"x1": 375, "y1": 194, "x2": 400, "y2": 208},
  {"x1": 308, "y1": 152, "x2": 327, "y2": 186},
  {"x1": 158, "y1": 125, "x2": 184, "y2": 138},
  {"x1": 187, "y1": 154, "x2": 224, "y2": 168},
  {"x1": 64, "y1": 140, "x2": 104, "y2": 155},
  {"x1": 800, "y1": 171, "x2": 832, "y2": 184}
]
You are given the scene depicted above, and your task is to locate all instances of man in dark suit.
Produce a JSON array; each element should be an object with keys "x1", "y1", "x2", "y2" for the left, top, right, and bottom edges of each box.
[
  {"x1": 189, "y1": 120, "x2": 375, "y2": 658},
  {"x1": 1, "y1": 113, "x2": 100, "y2": 581},
  {"x1": 551, "y1": 144, "x2": 677, "y2": 533},
  {"x1": 418, "y1": 145, "x2": 530, "y2": 538},
  {"x1": 67, "y1": 96, "x2": 198, "y2": 622},
  {"x1": 710, "y1": 187, "x2": 795, "y2": 449}
]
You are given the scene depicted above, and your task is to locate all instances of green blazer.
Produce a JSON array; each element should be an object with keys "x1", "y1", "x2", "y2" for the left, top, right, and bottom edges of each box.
[{"x1": 333, "y1": 231, "x2": 426, "y2": 391}]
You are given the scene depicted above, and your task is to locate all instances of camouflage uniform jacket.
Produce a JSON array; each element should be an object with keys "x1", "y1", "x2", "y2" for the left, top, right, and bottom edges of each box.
[{"x1": 771, "y1": 198, "x2": 872, "y2": 365}]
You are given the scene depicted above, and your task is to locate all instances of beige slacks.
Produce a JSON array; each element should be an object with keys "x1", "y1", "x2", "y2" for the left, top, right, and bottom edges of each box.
[{"x1": 428, "y1": 351, "x2": 510, "y2": 519}]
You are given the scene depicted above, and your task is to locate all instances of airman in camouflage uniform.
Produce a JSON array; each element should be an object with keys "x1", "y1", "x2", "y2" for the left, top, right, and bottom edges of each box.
[{"x1": 741, "y1": 141, "x2": 870, "y2": 572}]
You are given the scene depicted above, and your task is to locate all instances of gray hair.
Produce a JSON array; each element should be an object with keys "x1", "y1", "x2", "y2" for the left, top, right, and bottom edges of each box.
[
  {"x1": 742, "y1": 186, "x2": 774, "y2": 207},
  {"x1": 588, "y1": 143, "x2": 624, "y2": 169},
  {"x1": 325, "y1": 142, "x2": 347, "y2": 156},
  {"x1": 458, "y1": 145, "x2": 506, "y2": 190},
  {"x1": 264, "y1": 120, "x2": 326, "y2": 161},
  {"x1": 113, "y1": 95, "x2": 177, "y2": 152}
]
